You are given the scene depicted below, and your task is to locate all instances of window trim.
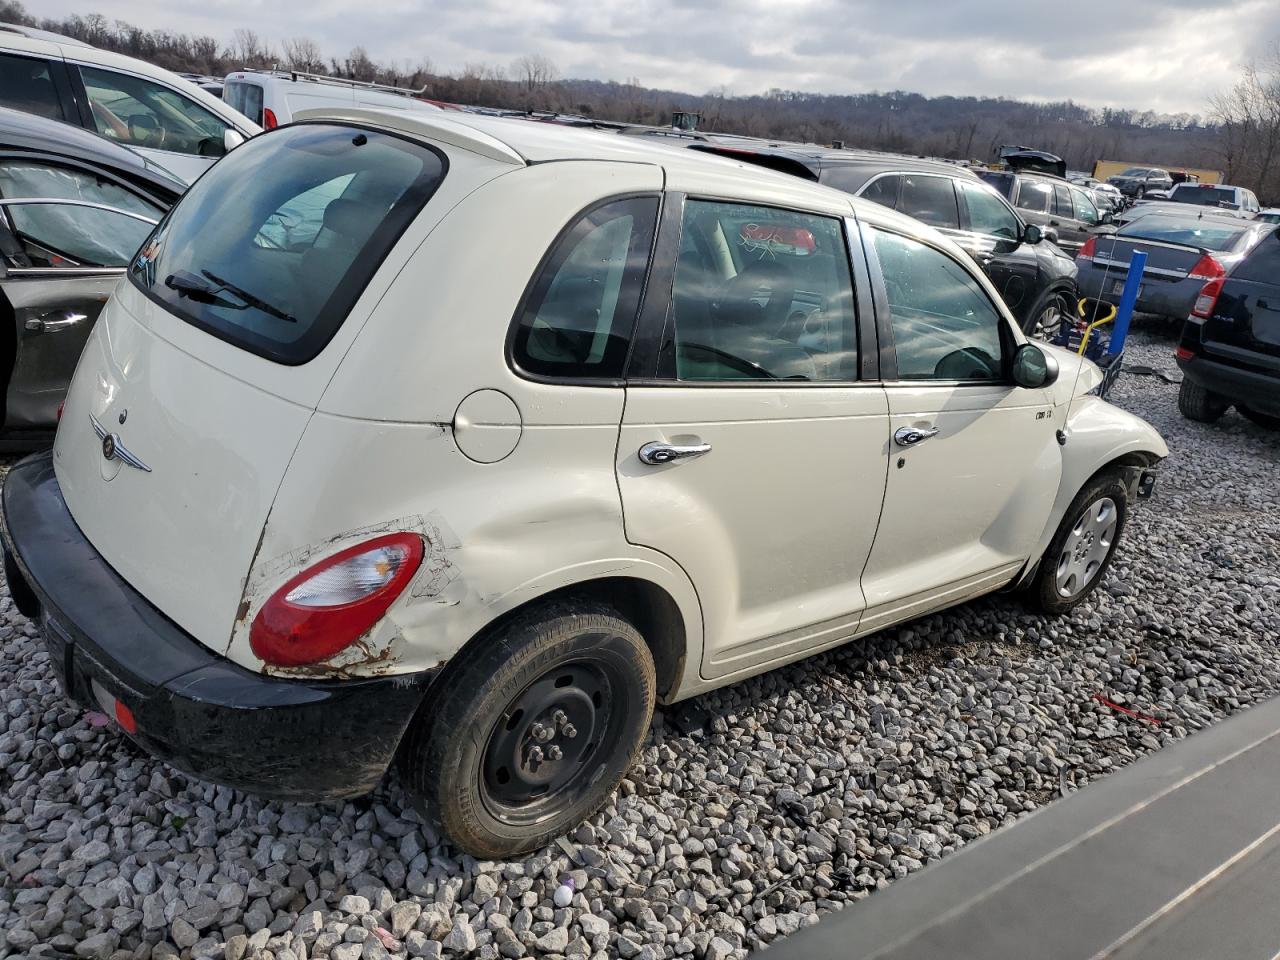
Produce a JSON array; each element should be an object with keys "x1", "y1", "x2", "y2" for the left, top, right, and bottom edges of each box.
[
  {"x1": 861, "y1": 223, "x2": 1019, "y2": 387},
  {"x1": 853, "y1": 170, "x2": 905, "y2": 208},
  {"x1": 955, "y1": 179, "x2": 1025, "y2": 243},
  {"x1": 887, "y1": 171, "x2": 963, "y2": 232},
  {"x1": 504, "y1": 191, "x2": 663, "y2": 388},
  {"x1": 637, "y1": 192, "x2": 867, "y2": 388}
]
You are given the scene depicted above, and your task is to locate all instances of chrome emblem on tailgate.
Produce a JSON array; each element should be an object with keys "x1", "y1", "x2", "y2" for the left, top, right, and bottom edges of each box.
[{"x1": 90, "y1": 413, "x2": 152, "y2": 473}]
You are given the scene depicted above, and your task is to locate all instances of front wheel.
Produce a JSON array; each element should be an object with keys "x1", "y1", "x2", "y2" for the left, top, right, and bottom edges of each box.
[
  {"x1": 400, "y1": 602, "x2": 655, "y2": 859},
  {"x1": 1024, "y1": 290, "x2": 1072, "y2": 341},
  {"x1": 1029, "y1": 471, "x2": 1129, "y2": 614}
]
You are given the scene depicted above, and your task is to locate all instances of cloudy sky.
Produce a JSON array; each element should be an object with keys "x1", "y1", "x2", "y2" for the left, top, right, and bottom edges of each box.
[{"x1": 38, "y1": 0, "x2": 1280, "y2": 114}]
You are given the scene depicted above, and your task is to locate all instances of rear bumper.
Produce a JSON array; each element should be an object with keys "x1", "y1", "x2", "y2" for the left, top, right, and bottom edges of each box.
[
  {"x1": 1, "y1": 451, "x2": 435, "y2": 801},
  {"x1": 1178, "y1": 354, "x2": 1280, "y2": 415},
  {"x1": 1076, "y1": 262, "x2": 1197, "y2": 317}
]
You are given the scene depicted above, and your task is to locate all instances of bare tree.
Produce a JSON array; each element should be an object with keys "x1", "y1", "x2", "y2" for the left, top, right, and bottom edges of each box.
[
  {"x1": 281, "y1": 36, "x2": 325, "y2": 73},
  {"x1": 511, "y1": 54, "x2": 559, "y2": 107},
  {"x1": 228, "y1": 28, "x2": 274, "y2": 68},
  {"x1": 1211, "y1": 44, "x2": 1280, "y2": 199}
]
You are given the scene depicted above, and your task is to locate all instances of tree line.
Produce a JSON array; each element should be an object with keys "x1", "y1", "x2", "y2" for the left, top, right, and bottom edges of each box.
[{"x1": 3, "y1": 1, "x2": 1274, "y2": 199}]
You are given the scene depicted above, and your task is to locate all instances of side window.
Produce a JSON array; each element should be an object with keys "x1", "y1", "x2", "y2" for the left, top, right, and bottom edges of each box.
[
  {"x1": 0, "y1": 160, "x2": 162, "y2": 267},
  {"x1": 898, "y1": 175, "x2": 960, "y2": 230},
  {"x1": 1070, "y1": 187, "x2": 1099, "y2": 226},
  {"x1": 664, "y1": 199, "x2": 857, "y2": 382},
  {"x1": 1016, "y1": 180, "x2": 1051, "y2": 213},
  {"x1": 0, "y1": 53, "x2": 65, "y2": 121},
  {"x1": 511, "y1": 196, "x2": 658, "y2": 380},
  {"x1": 1233, "y1": 230, "x2": 1280, "y2": 283},
  {"x1": 958, "y1": 182, "x2": 1020, "y2": 240},
  {"x1": 858, "y1": 174, "x2": 901, "y2": 208},
  {"x1": 1052, "y1": 184, "x2": 1073, "y2": 218},
  {"x1": 869, "y1": 227, "x2": 1005, "y2": 382},
  {"x1": 79, "y1": 66, "x2": 229, "y2": 158}
]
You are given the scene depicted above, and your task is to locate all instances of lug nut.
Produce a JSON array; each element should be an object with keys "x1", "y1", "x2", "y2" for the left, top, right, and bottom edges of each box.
[
  {"x1": 530, "y1": 722, "x2": 554, "y2": 743},
  {"x1": 553, "y1": 709, "x2": 568, "y2": 726},
  {"x1": 562, "y1": 722, "x2": 577, "y2": 739},
  {"x1": 527, "y1": 745, "x2": 544, "y2": 764},
  {"x1": 547, "y1": 745, "x2": 563, "y2": 761}
]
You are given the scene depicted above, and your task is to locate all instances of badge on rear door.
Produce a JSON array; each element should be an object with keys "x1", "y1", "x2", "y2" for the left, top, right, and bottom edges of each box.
[{"x1": 90, "y1": 413, "x2": 152, "y2": 473}]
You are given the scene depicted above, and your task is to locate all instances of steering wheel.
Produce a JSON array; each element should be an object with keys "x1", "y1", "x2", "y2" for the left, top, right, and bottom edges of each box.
[{"x1": 934, "y1": 346, "x2": 1000, "y2": 380}]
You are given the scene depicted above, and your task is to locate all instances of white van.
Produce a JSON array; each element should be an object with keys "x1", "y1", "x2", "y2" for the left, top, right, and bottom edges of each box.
[{"x1": 222, "y1": 70, "x2": 445, "y2": 129}]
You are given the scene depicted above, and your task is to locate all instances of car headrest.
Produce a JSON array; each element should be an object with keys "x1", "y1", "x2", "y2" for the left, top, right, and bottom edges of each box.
[{"x1": 321, "y1": 198, "x2": 369, "y2": 238}]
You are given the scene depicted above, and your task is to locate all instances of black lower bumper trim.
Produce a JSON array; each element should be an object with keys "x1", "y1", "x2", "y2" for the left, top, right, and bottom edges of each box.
[{"x1": 1, "y1": 451, "x2": 435, "y2": 801}]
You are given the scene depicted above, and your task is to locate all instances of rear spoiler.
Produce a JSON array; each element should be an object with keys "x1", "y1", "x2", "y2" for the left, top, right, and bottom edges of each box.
[{"x1": 291, "y1": 107, "x2": 526, "y2": 166}]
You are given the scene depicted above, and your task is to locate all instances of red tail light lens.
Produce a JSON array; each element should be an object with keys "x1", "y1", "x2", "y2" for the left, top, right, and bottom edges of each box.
[
  {"x1": 55, "y1": 401, "x2": 64, "y2": 423},
  {"x1": 1079, "y1": 236, "x2": 1097, "y2": 259},
  {"x1": 1175, "y1": 346, "x2": 1195, "y2": 360},
  {"x1": 1191, "y1": 276, "x2": 1225, "y2": 318},
  {"x1": 1188, "y1": 254, "x2": 1225, "y2": 281},
  {"x1": 250, "y1": 533, "x2": 424, "y2": 666},
  {"x1": 263, "y1": 107, "x2": 279, "y2": 130}
]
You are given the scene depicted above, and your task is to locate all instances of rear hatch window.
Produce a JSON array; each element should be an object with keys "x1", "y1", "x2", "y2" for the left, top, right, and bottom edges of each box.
[
  {"x1": 224, "y1": 80, "x2": 264, "y2": 125},
  {"x1": 130, "y1": 123, "x2": 446, "y2": 364}
]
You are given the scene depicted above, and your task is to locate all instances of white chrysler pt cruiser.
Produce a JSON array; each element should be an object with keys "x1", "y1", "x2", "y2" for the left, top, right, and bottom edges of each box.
[{"x1": 1, "y1": 109, "x2": 1166, "y2": 858}]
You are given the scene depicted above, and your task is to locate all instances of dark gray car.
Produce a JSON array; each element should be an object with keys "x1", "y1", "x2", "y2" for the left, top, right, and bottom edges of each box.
[
  {"x1": 979, "y1": 170, "x2": 1111, "y2": 255},
  {"x1": 1076, "y1": 213, "x2": 1274, "y2": 322},
  {"x1": 0, "y1": 107, "x2": 182, "y2": 448},
  {"x1": 1106, "y1": 166, "x2": 1174, "y2": 199}
]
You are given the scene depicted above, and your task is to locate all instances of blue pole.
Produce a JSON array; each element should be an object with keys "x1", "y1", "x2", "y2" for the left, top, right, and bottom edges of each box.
[{"x1": 1108, "y1": 250, "x2": 1147, "y2": 356}]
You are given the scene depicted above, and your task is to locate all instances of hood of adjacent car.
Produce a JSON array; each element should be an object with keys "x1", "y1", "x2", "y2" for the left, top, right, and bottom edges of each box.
[{"x1": 1043, "y1": 344, "x2": 1105, "y2": 401}]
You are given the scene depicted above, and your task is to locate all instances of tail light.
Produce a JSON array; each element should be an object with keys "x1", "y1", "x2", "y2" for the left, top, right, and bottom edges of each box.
[
  {"x1": 56, "y1": 401, "x2": 64, "y2": 423},
  {"x1": 1188, "y1": 254, "x2": 1225, "y2": 281},
  {"x1": 1175, "y1": 346, "x2": 1195, "y2": 360},
  {"x1": 1079, "y1": 236, "x2": 1097, "y2": 259},
  {"x1": 1191, "y1": 276, "x2": 1224, "y2": 318},
  {"x1": 263, "y1": 108, "x2": 279, "y2": 130},
  {"x1": 250, "y1": 533, "x2": 424, "y2": 666}
]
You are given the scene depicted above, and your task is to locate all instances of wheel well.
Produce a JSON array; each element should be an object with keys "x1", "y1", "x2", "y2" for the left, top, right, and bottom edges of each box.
[{"x1": 446, "y1": 577, "x2": 688, "y2": 704}]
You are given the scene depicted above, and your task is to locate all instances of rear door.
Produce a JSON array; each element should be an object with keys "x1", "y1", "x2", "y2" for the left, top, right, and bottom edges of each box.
[
  {"x1": 0, "y1": 49, "x2": 80, "y2": 126},
  {"x1": 617, "y1": 195, "x2": 889, "y2": 680},
  {"x1": 0, "y1": 156, "x2": 164, "y2": 432},
  {"x1": 1050, "y1": 182, "x2": 1087, "y2": 253},
  {"x1": 1206, "y1": 229, "x2": 1280, "y2": 365}
]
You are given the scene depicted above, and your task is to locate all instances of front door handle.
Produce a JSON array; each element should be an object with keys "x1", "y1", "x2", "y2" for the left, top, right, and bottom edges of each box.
[
  {"x1": 894, "y1": 426, "x2": 939, "y2": 446},
  {"x1": 638, "y1": 440, "x2": 712, "y2": 465},
  {"x1": 25, "y1": 311, "x2": 87, "y2": 334}
]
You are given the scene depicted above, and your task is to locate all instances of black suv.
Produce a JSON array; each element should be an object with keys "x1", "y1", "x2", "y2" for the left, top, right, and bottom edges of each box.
[
  {"x1": 978, "y1": 169, "x2": 1111, "y2": 255},
  {"x1": 690, "y1": 145, "x2": 1079, "y2": 338},
  {"x1": 1177, "y1": 224, "x2": 1280, "y2": 429}
]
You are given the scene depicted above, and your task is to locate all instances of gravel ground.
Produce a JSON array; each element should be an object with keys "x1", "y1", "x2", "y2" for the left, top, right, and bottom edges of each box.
[{"x1": 1, "y1": 323, "x2": 1278, "y2": 960}]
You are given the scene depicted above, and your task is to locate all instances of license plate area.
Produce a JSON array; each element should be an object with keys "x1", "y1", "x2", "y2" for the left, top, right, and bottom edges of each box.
[{"x1": 1111, "y1": 279, "x2": 1143, "y2": 298}]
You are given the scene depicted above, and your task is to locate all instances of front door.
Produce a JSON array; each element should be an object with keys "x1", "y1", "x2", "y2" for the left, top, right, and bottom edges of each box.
[
  {"x1": 0, "y1": 160, "x2": 163, "y2": 433},
  {"x1": 953, "y1": 179, "x2": 1042, "y2": 325},
  {"x1": 617, "y1": 198, "x2": 889, "y2": 680},
  {"x1": 857, "y1": 224, "x2": 1062, "y2": 631}
]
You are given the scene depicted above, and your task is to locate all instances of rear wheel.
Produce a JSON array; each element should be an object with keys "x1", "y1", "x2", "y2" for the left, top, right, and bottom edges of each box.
[
  {"x1": 1178, "y1": 378, "x2": 1229, "y2": 422},
  {"x1": 1238, "y1": 405, "x2": 1280, "y2": 430},
  {"x1": 400, "y1": 602, "x2": 655, "y2": 859},
  {"x1": 1030, "y1": 471, "x2": 1128, "y2": 614}
]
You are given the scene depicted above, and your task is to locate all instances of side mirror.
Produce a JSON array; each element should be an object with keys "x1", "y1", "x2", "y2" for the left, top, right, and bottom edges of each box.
[
  {"x1": 224, "y1": 129, "x2": 246, "y2": 152},
  {"x1": 1022, "y1": 223, "x2": 1043, "y2": 245},
  {"x1": 1100, "y1": 210, "x2": 1113, "y2": 225},
  {"x1": 1012, "y1": 342, "x2": 1059, "y2": 388}
]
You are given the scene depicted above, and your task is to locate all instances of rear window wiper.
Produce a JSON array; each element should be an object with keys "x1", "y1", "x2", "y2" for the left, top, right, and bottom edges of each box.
[
  {"x1": 201, "y1": 269, "x2": 297, "y2": 324},
  {"x1": 165, "y1": 270, "x2": 241, "y2": 310}
]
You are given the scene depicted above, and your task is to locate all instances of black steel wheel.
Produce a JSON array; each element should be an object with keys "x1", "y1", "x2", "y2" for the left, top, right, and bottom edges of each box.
[{"x1": 400, "y1": 601, "x2": 655, "y2": 859}]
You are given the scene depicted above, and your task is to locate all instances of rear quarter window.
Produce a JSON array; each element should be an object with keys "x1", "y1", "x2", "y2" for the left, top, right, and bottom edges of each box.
[
  {"x1": 1233, "y1": 230, "x2": 1280, "y2": 284},
  {"x1": 130, "y1": 124, "x2": 446, "y2": 364}
]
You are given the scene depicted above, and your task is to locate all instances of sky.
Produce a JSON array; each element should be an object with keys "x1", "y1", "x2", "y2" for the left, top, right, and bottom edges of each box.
[{"x1": 35, "y1": 0, "x2": 1280, "y2": 115}]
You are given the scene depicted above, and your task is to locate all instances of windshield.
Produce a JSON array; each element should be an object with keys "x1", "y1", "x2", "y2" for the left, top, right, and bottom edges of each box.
[
  {"x1": 1119, "y1": 168, "x2": 1151, "y2": 177},
  {"x1": 1169, "y1": 185, "x2": 1237, "y2": 207},
  {"x1": 130, "y1": 123, "x2": 446, "y2": 364},
  {"x1": 1118, "y1": 217, "x2": 1246, "y2": 251},
  {"x1": 224, "y1": 80, "x2": 264, "y2": 126}
]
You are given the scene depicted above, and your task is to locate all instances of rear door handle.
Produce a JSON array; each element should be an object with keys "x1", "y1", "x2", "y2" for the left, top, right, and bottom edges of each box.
[
  {"x1": 894, "y1": 426, "x2": 939, "y2": 446},
  {"x1": 25, "y1": 311, "x2": 87, "y2": 334},
  {"x1": 638, "y1": 440, "x2": 712, "y2": 465}
]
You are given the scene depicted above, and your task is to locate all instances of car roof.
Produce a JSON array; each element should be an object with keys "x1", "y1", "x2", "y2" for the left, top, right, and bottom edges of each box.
[
  {"x1": 292, "y1": 106, "x2": 966, "y2": 252},
  {"x1": 0, "y1": 21, "x2": 91, "y2": 47},
  {"x1": 0, "y1": 106, "x2": 186, "y2": 200}
]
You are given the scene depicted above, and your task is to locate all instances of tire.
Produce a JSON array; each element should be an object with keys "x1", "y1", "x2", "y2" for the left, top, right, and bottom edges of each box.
[
  {"x1": 1136, "y1": 186, "x2": 1146, "y2": 199},
  {"x1": 1023, "y1": 289, "x2": 1072, "y2": 341},
  {"x1": 1238, "y1": 405, "x2": 1280, "y2": 430},
  {"x1": 1178, "y1": 378, "x2": 1228, "y2": 423},
  {"x1": 1030, "y1": 471, "x2": 1129, "y2": 615},
  {"x1": 400, "y1": 601, "x2": 655, "y2": 859}
]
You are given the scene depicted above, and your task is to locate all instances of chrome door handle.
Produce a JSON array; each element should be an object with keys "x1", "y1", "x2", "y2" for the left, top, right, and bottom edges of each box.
[
  {"x1": 25, "y1": 311, "x2": 87, "y2": 334},
  {"x1": 638, "y1": 440, "x2": 711, "y2": 465},
  {"x1": 894, "y1": 426, "x2": 939, "y2": 446}
]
